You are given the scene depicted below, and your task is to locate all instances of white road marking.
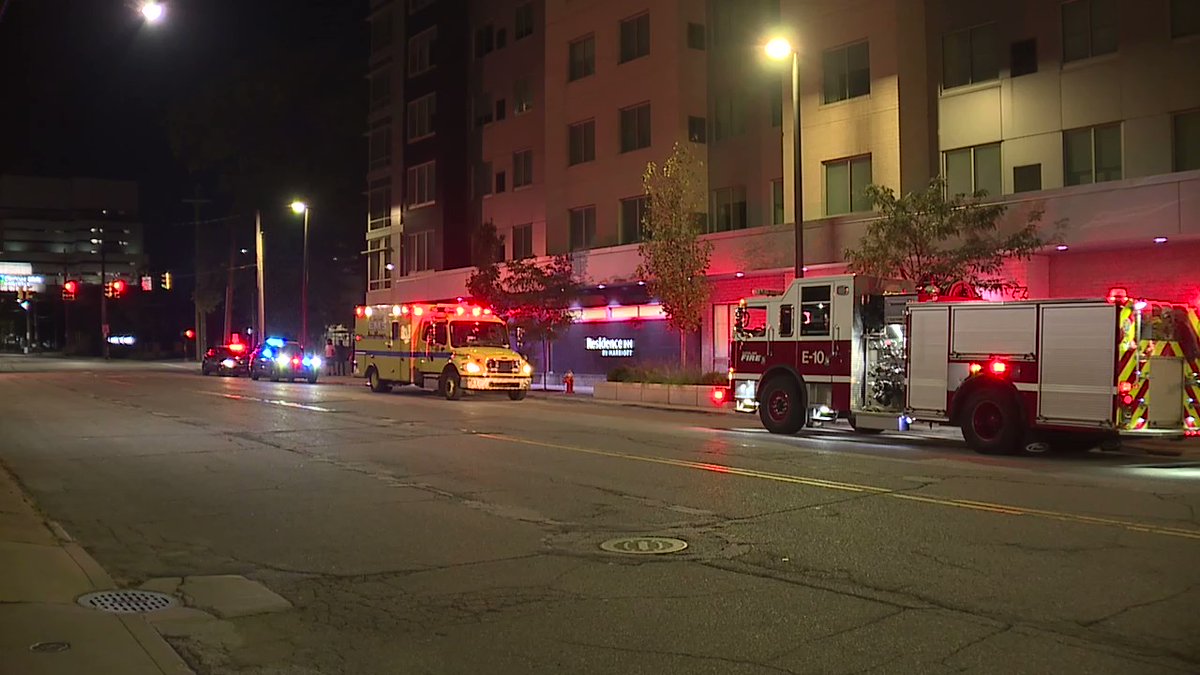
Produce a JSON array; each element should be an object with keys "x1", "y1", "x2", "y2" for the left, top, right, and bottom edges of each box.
[{"x1": 196, "y1": 390, "x2": 334, "y2": 412}]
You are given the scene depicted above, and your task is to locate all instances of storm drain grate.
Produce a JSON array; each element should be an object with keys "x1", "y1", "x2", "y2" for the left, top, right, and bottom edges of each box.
[
  {"x1": 599, "y1": 536, "x2": 689, "y2": 555},
  {"x1": 77, "y1": 589, "x2": 176, "y2": 614}
]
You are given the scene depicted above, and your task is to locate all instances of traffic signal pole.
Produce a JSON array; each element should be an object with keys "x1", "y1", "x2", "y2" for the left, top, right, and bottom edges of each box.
[{"x1": 100, "y1": 230, "x2": 109, "y2": 360}]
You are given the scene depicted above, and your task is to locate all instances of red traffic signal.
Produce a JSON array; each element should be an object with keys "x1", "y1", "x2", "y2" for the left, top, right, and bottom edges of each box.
[
  {"x1": 184, "y1": 329, "x2": 196, "y2": 340},
  {"x1": 112, "y1": 279, "x2": 126, "y2": 295},
  {"x1": 62, "y1": 280, "x2": 78, "y2": 301}
]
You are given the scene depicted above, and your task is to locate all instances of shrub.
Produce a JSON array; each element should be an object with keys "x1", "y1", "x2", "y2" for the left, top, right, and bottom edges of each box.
[{"x1": 606, "y1": 364, "x2": 726, "y2": 386}]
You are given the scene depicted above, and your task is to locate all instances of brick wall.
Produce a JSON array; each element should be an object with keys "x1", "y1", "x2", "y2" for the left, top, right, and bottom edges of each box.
[{"x1": 1048, "y1": 242, "x2": 1200, "y2": 305}]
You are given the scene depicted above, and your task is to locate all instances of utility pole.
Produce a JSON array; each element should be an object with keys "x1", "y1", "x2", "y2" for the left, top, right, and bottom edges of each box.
[
  {"x1": 183, "y1": 189, "x2": 211, "y2": 360},
  {"x1": 100, "y1": 229, "x2": 109, "y2": 359},
  {"x1": 223, "y1": 219, "x2": 235, "y2": 343},
  {"x1": 255, "y1": 210, "x2": 266, "y2": 342}
]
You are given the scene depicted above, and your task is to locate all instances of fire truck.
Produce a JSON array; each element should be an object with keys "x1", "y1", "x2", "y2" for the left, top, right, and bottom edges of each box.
[
  {"x1": 353, "y1": 302, "x2": 533, "y2": 400},
  {"x1": 729, "y1": 274, "x2": 1200, "y2": 455}
]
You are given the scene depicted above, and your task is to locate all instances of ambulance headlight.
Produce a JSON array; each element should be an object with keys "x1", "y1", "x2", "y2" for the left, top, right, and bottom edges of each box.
[
  {"x1": 464, "y1": 361, "x2": 482, "y2": 374},
  {"x1": 521, "y1": 362, "x2": 532, "y2": 375}
]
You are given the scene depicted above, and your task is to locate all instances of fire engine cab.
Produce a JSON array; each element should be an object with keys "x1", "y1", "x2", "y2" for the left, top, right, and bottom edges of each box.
[
  {"x1": 353, "y1": 302, "x2": 533, "y2": 400},
  {"x1": 730, "y1": 274, "x2": 1200, "y2": 455}
]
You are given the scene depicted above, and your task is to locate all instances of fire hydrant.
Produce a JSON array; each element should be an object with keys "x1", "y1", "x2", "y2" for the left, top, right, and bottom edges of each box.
[{"x1": 564, "y1": 371, "x2": 575, "y2": 395}]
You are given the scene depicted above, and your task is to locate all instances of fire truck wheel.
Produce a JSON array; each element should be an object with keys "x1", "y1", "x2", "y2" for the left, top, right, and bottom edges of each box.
[
  {"x1": 960, "y1": 388, "x2": 1023, "y2": 455},
  {"x1": 508, "y1": 390, "x2": 527, "y2": 401},
  {"x1": 440, "y1": 368, "x2": 464, "y2": 400},
  {"x1": 758, "y1": 376, "x2": 806, "y2": 435},
  {"x1": 367, "y1": 368, "x2": 392, "y2": 393}
]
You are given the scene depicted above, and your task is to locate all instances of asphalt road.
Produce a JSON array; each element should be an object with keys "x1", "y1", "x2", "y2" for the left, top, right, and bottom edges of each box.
[{"x1": 2, "y1": 355, "x2": 1199, "y2": 674}]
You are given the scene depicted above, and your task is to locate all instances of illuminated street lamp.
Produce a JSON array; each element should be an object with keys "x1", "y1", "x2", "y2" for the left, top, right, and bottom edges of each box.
[
  {"x1": 140, "y1": 1, "x2": 165, "y2": 24},
  {"x1": 290, "y1": 201, "x2": 311, "y2": 347},
  {"x1": 764, "y1": 36, "x2": 804, "y2": 278}
]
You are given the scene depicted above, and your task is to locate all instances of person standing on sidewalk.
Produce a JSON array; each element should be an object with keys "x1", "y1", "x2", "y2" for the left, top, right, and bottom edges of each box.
[
  {"x1": 336, "y1": 340, "x2": 349, "y2": 376},
  {"x1": 325, "y1": 339, "x2": 337, "y2": 376}
]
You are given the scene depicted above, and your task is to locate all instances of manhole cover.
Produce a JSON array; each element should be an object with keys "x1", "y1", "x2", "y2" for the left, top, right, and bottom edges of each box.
[
  {"x1": 599, "y1": 536, "x2": 688, "y2": 555},
  {"x1": 30, "y1": 641, "x2": 71, "y2": 653},
  {"x1": 77, "y1": 589, "x2": 176, "y2": 614}
]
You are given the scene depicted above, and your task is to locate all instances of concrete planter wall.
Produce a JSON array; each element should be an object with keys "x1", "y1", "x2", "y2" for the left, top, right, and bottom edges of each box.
[{"x1": 593, "y1": 381, "x2": 725, "y2": 411}]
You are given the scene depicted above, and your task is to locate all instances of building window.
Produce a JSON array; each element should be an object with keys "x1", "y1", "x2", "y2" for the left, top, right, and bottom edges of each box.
[
  {"x1": 405, "y1": 230, "x2": 433, "y2": 274},
  {"x1": 1173, "y1": 0, "x2": 1200, "y2": 38},
  {"x1": 495, "y1": 98, "x2": 507, "y2": 122},
  {"x1": 822, "y1": 41, "x2": 870, "y2": 104},
  {"x1": 495, "y1": 170, "x2": 506, "y2": 194},
  {"x1": 771, "y1": 179, "x2": 784, "y2": 225},
  {"x1": 619, "y1": 103, "x2": 651, "y2": 152},
  {"x1": 408, "y1": 28, "x2": 436, "y2": 76},
  {"x1": 944, "y1": 143, "x2": 1001, "y2": 196},
  {"x1": 1063, "y1": 0, "x2": 1117, "y2": 63},
  {"x1": 710, "y1": 186, "x2": 747, "y2": 232},
  {"x1": 370, "y1": 10, "x2": 392, "y2": 55},
  {"x1": 369, "y1": 68, "x2": 391, "y2": 112},
  {"x1": 943, "y1": 24, "x2": 998, "y2": 89},
  {"x1": 407, "y1": 94, "x2": 435, "y2": 140},
  {"x1": 619, "y1": 13, "x2": 650, "y2": 63},
  {"x1": 1173, "y1": 110, "x2": 1200, "y2": 172},
  {"x1": 514, "y1": 78, "x2": 533, "y2": 114},
  {"x1": 569, "y1": 120, "x2": 596, "y2": 165},
  {"x1": 475, "y1": 25, "x2": 495, "y2": 58},
  {"x1": 569, "y1": 35, "x2": 596, "y2": 81},
  {"x1": 476, "y1": 161, "x2": 493, "y2": 198},
  {"x1": 407, "y1": 161, "x2": 436, "y2": 206},
  {"x1": 1013, "y1": 164, "x2": 1042, "y2": 193},
  {"x1": 1064, "y1": 125, "x2": 1121, "y2": 185},
  {"x1": 687, "y1": 22, "x2": 705, "y2": 50},
  {"x1": 515, "y1": 3, "x2": 535, "y2": 40},
  {"x1": 1010, "y1": 39, "x2": 1038, "y2": 77},
  {"x1": 513, "y1": 150, "x2": 533, "y2": 188},
  {"x1": 569, "y1": 206, "x2": 596, "y2": 250},
  {"x1": 408, "y1": 0, "x2": 434, "y2": 13},
  {"x1": 368, "y1": 181, "x2": 391, "y2": 231},
  {"x1": 714, "y1": 95, "x2": 746, "y2": 141},
  {"x1": 474, "y1": 92, "x2": 493, "y2": 127},
  {"x1": 620, "y1": 196, "x2": 650, "y2": 244},
  {"x1": 367, "y1": 237, "x2": 392, "y2": 290},
  {"x1": 688, "y1": 116, "x2": 706, "y2": 143},
  {"x1": 824, "y1": 155, "x2": 872, "y2": 215},
  {"x1": 512, "y1": 223, "x2": 533, "y2": 259},
  {"x1": 368, "y1": 123, "x2": 391, "y2": 170}
]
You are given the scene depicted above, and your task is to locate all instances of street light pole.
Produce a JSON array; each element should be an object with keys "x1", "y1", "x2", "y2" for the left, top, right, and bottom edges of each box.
[
  {"x1": 790, "y1": 51, "x2": 804, "y2": 279},
  {"x1": 302, "y1": 206, "x2": 309, "y2": 347},
  {"x1": 255, "y1": 210, "x2": 266, "y2": 343}
]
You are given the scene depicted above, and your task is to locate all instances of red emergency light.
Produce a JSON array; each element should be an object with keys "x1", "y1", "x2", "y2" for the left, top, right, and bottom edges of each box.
[
  {"x1": 710, "y1": 387, "x2": 727, "y2": 405},
  {"x1": 355, "y1": 306, "x2": 365, "y2": 318},
  {"x1": 229, "y1": 342, "x2": 246, "y2": 353},
  {"x1": 1106, "y1": 287, "x2": 1128, "y2": 304},
  {"x1": 989, "y1": 360, "x2": 1008, "y2": 375},
  {"x1": 456, "y1": 306, "x2": 465, "y2": 316}
]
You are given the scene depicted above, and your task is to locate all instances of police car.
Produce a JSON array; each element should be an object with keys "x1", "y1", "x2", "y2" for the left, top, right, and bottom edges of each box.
[{"x1": 249, "y1": 338, "x2": 322, "y2": 384}]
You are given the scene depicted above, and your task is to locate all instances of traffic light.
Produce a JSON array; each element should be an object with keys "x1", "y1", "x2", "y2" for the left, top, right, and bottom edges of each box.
[
  {"x1": 112, "y1": 279, "x2": 126, "y2": 297},
  {"x1": 62, "y1": 280, "x2": 78, "y2": 301},
  {"x1": 161, "y1": 271, "x2": 173, "y2": 290},
  {"x1": 184, "y1": 328, "x2": 196, "y2": 340}
]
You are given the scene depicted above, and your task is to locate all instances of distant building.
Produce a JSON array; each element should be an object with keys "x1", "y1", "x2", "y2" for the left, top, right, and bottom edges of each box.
[
  {"x1": 0, "y1": 174, "x2": 144, "y2": 288},
  {"x1": 364, "y1": 0, "x2": 1200, "y2": 377}
]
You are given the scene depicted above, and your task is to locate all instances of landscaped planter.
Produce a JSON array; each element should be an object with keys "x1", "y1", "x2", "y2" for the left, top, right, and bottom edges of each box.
[{"x1": 593, "y1": 381, "x2": 726, "y2": 411}]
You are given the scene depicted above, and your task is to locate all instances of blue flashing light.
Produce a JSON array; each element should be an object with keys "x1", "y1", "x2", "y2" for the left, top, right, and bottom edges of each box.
[
  {"x1": 265, "y1": 337, "x2": 286, "y2": 348},
  {"x1": 261, "y1": 348, "x2": 274, "y2": 359}
]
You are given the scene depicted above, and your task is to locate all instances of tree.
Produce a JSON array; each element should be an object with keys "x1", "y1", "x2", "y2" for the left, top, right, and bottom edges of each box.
[
  {"x1": 636, "y1": 142, "x2": 711, "y2": 365},
  {"x1": 466, "y1": 220, "x2": 581, "y2": 367},
  {"x1": 845, "y1": 177, "x2": 1061, "y2": 295}
]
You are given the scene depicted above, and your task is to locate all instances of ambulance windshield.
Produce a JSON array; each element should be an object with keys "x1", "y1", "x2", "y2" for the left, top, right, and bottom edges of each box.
[{"x1": 450, "y1": 321, "x2": 510, "y2": 348}]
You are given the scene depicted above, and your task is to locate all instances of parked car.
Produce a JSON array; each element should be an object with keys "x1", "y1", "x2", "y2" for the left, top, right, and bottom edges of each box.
[
  {"x1": 201, "y1": 344, "x2": 249, "y2": 376},
  {"x1": 249, "y1": 340, "x2": 320, "y2": 384}
]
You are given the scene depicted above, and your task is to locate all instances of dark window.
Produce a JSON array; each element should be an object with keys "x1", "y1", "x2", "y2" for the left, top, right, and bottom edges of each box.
[
  {"x1": 368, "y1": 180, "x2": 391, "y2": 230},
  {"x1": 619, "y1": 103, "x2": 651, "y2": 152},
  {"x1": 1063, "y1": 0, "x2": 1118, "y2": 62},
  {"x1": 512, "y1": 224, "x2": 533, "y2": 259},
  {"x1": 569, "y1": 120, "x2": 596, "y2": 165},
  {"x1": 1172, "y1": 0, "x2": 1200, "y2": 38},
  {"x1": 476, "y1": 162, "x2": 492, "y2": 198},
  {"x1": 688, "y1": 116, "x2": 706, "y2": 143},
  {"x1": 569, "y1": 35, "x2": 596, "y2": 81},
  {"x1": 822, "y1": 41, "x2": 870, "y2": 104},
  {"x1": 515, "y1": 3, "x2": 535, "y2": 40},
  {"x1": 687, "y1": 22, "x2": 705, "y2": 50},
  {"x1": 710, "y1": 186, "x2": 747, "y2": 232},
  {"x1": 514, "y1": 78, "x2": 533, "y2": 113},
  {"x1": 1173, "y1": 110, "x2": 1200, "y2": 172},
  {"x1": 496, "y1": 28, "x2": 507, "y2": 49},
  {"x1": 368, "y1": 123, "x2": 391, "y2": 170},
  {"x1": 513, "y1": 150, "x2": 533, "y2": 188},
  {"x1": 495, "y1": 98, "x2": 507, "y2": 121},
  {"x1": 474, "y1": 92, "x2": 493, "y2": 127},
  {"x1": 1064, "y1": 125, "x2": 1122, "y2": 185},
  {"x1": 495, "y1": 171, "x2": 506, "y2": 194},
  {"x1": 369, "y1": 68, "x2": 391, "y2": 111},
  {"x1": 1013, "y1": 164, "x2": 1042, "y2": 193},
  {"x1": 779, "y1": 304, "x2": 794, "y2": 337},
  {"x1": 800, "y1": 286, "x2": 831, "y2": 336},
  {"x1": 620, "y1": 13, "x2": 650, "y2": 63},
  {"x1": 475, "y1": 25, "x2": 495, "y2": 58},
  {"x1": 620, "y1": 196, "x2": 649, "y2": 243},
  {"x1": 1010, "y1": 39, "x2": 1038, "y2": 77},
  {"x1": 942, "y1": 24, "x2": 998, "y2": 89},
  {"x1": 824, "y1": 156, "x2": 872, "y2": 215},
  {"x1": 569, "y1": 207, "x2": 596, "y2": 250},
  {"x1": 433, "y1": 322, "x2": 448, "y2": 346},
  {"x1": 371, "y1": 10, "x2": 392, "y2": 54},
  {"x1": 713, "y1": 95, "x2": 745, "y2": 141}
]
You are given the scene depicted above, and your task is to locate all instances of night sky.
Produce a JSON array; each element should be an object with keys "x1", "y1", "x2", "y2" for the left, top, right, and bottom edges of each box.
[{"x1": 1, "y1": 0, "x2": 368, "y2": 339}]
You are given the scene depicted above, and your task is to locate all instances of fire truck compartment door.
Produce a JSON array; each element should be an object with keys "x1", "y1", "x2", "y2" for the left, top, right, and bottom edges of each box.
[
  {"x1": 1147, "y1": 357, "x2": 1184, "y2": 428},
  {"x1": 951, "y1": 305, "x2": 1036, "y2": 357},
  {"x1": 907, "y1": 307, "x2": 950, "y2": 412},
  {"x1": 1038, "y1": 304, "x2": 1116, "y2": 423}
]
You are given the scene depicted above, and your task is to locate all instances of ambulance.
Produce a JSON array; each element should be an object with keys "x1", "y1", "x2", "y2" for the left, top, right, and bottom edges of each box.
[{"x1": 353, "y1": 302, "x2": 533, "y2": 400}]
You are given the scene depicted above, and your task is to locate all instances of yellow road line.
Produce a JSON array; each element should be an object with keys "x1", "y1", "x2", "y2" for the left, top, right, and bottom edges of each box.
[{"x1": 476, "y1": 433, "x2": 1200, "y2": 542}]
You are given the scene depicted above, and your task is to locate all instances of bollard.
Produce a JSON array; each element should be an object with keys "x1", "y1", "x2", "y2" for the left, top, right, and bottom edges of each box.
[{"x1": 564, "y1": 370, "x2": 575, "y2": 395}]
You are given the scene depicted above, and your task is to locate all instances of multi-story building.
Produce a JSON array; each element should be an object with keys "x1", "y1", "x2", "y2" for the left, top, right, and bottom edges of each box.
[{"x1": 365, "y1": 0, "x2": 1200, "y2": 379}]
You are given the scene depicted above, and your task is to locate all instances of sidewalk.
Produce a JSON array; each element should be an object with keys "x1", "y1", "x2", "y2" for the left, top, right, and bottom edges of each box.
[{"x1": 0, "y1": 463, "x2": 191, "y2": 675}]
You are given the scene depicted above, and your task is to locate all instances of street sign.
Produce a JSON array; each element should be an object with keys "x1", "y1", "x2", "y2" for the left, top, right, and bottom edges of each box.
[{"x1": 141, "y1": 276, "x2": 153, "y2": 291}]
